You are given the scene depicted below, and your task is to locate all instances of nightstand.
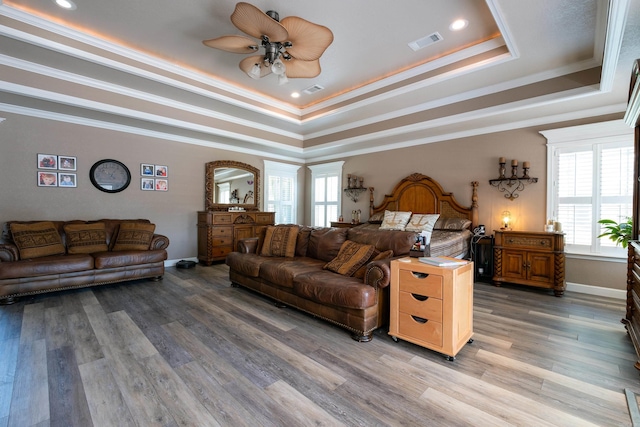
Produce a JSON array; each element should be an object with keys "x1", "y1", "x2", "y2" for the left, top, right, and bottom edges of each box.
[{"x1": 389, "y1": 258, "x2": 474, "y2": 360}]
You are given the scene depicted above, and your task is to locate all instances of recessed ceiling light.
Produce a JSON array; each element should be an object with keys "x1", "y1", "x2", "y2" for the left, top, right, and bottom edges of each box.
[
  {"x1": 53, "y1": 0, "x2": 77, "y2": 10},
  {"x1": 449, "y1": 19, "x2": 468, "y2": 31},
  {"x1": 291, "y1": 92, "x2": 300, "y2": 98}
]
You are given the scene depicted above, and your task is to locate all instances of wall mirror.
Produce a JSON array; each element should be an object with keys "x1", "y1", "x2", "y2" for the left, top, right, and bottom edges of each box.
[{"x1": 205, "y1": 160, "x2": 260, "y2": 211}]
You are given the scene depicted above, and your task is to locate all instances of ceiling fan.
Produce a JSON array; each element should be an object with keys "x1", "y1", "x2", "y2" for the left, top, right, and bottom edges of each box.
[{"x1": 203, "y1": 2, "x2": 334, "y2": 85}]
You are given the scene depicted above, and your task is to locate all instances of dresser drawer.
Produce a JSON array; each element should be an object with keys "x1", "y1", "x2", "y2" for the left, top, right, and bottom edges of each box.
[
  {"x1": 211, "y1": 226, "x2": 232, "y2": 237},
  {"x1": 211, "y1": 246, "x2": 232, "y2": 258},
  {"x1": 398, "y1": 291, "x2": 442, "y2": 322},
  {"x1": 212, "y1": 214, "x2": 233, "y2": 224},
  {"x1": 503, "y1": 235, "x2": 553, "y2": 250},
  {"x1": 255, "y1": 213, "x2": 274, "y2": 224},
  {"x1": 211, "y1": 235, "x2": 233, "y2": 246},
  {"x1": 398, "y1": 270, "x2": 443, "y2": 299},
  {"x1": 398, "y1": 312, "x2": 443, "y2": 347}
]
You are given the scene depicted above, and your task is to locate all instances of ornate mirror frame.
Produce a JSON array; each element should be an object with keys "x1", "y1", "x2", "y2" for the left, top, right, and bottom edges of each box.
[{"x1": 205, "y1": 160, "x2": 260, "y2": 211}]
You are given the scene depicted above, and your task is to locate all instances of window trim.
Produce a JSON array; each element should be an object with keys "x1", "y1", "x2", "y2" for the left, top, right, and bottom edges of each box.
[
  {"x1": 542, "y1": 119, "x2": 633, "y2": 259},
  {"x1": 308, "y1": 161, "x2": 344, "y2": 227}
]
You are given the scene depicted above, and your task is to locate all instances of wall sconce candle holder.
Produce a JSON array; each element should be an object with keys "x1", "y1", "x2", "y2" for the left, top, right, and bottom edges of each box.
[
  {"x1": 344, "y1": 174, "x2": 369, "y2": 202},
  {"x1": 489, "y1": 159, "x2": 537, "y2": 201}
]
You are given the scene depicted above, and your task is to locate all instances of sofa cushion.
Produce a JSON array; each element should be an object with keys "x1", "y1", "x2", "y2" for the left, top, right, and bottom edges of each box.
[
  {"x1": 10, "y1": 221, "x2": 66, "y2": 259},
  {"x1": 259, "y1": 257, "x2": 326, "y2": 288},
  {"x1": 352, "y1": 249, "x2": 394, "y2": 279},
  {"x1": 112, "y1": 223, "x2": 156, "y2": 251},
  {"x1": 347, "y1": 227, "x2": 416, "y2": 256},
  {"x1": 260, "y1": 225, "x2": 299, "y2": 257},
  {"x1": 379, "y1": 210, "x2": 412, "y2": 231},
  {"x1": 293, "y1": 270, "x2": 378, "y2": 309},
  {"x1": 0, "y1": 254, "x2": 94, "y2": 279},
  {"x1": 93, "y1": 249, "x2": 166, "y2": 269},
  {"x1": 307, "y1": 227, "x2": 347, "y2": 262},
  {"x1": 226, "y1": 252, "x2": 269, "y2": 277},
  {"x1": 64, "y1": 222, "x2": 109, "y2": 254},
  {"x1": 324, "y1": 240, "x2": 375, "y2": 276},
  {"x1": 295, "y1": 227, "x2": 312, "y2": 257}
]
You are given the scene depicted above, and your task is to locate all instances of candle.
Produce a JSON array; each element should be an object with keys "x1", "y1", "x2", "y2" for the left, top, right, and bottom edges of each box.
[
  {"x1": 523, "y1": 161, "x2": 530, "y2": 168},
  {"x1": 499, "y1": 157, "x2": 506, "y2": 164},
  {"x1": 511, "y1": 159, "x2": 518, "y2": 166}
]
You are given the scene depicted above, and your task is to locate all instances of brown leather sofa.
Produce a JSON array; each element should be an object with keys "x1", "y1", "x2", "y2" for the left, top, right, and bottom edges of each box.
[
  {"x1": 0, "y1": 219, "x2": 169, "y2": 303},
  {"x1": 225, "y1": 225, "x2": 416, "y2": 342}
]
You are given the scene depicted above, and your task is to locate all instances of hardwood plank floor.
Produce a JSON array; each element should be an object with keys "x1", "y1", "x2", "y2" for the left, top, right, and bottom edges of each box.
[{"x1": 1, "y1": 263, "x2": 638, "y2": 426}]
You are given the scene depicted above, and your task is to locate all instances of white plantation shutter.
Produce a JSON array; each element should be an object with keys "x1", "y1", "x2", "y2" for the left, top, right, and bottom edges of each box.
[
  {"x1": 309, "y1": 162, "x2": 344, "y2": 227},
  {"x1": 543, "y1": 121, "x2": 633, "y2": 257},
  {"x1": 264, "y1": 161, "x2": 300, "y2": 225}
]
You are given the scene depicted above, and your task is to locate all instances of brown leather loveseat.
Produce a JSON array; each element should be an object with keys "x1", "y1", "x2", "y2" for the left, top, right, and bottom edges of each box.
[
  {"x1": 225, "y1": 225, "x2": 416, "y2": 342},
  {"x1": 0, "y1": 219, "x2": 169, "y2": 303}
]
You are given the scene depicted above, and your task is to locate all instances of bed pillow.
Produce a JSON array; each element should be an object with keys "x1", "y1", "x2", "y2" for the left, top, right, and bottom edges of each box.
[
  {"x1": 112, "y1": 222, "x2": 156, "y2": 251},
  {"x1": 260, "y1": 225, "x2": 299, "y2": 257},
  {"x1": 10, "y1": 221, "x2": 66, "y2": 259},
  {"x1": 324, "y1": 240, "x2": 375, "y2": 276},
  {"x1": 368, "y1": 212, "x2": 385, "y2": 224},
  {"x1": 352, "y1": 249, "x2": 394, "y2": 279},
  {"x1": 434, "y1": 217, "x2": 472, "y2": 231},
  {"x1": 64, "y1": 222, "x2": 109, "y2": 254},
  {"x1": 405, "y1": 214, "x2": 440, "y2": 233},
  {"x1": 379, "y1": 210, "x2": 412, "y2": 231}
]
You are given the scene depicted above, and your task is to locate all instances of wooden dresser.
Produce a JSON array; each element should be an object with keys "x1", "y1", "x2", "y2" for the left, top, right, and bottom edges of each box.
[
  {"x1": 197, "y1": 211, "x2": 275, "y2": 264},
  {"x1": 389, "y1": 258, "x2": 474, "y2": 360},
  {"x1": 493, "y1": 230, "x2": 565, "y2": 296}
]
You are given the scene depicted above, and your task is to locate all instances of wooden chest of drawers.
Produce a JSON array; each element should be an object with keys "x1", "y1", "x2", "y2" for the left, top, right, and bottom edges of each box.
[
  {"x1": 197, "y1": 211, "x2": 275, "y2": 264},
  {"x1": 389, "y1": 258, "x2": 474, "y2": 360},
  {"x1": 492, "y1": 230, "x2": 565, "y2": 296}
]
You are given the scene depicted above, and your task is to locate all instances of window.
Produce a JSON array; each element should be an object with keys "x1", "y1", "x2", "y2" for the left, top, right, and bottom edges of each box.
[
  {"x1": 308, "y1": 161, "x2": 344, "y2": 227},
  {"x1": 264, "y1": 161, "x2": 300, "y2": 224},
  {"x1": 217, "y1": 182, "x2": 230, "y2": 204},
  {"x1": 542, "y1": 120, "x2": 633, "y2": 257}
]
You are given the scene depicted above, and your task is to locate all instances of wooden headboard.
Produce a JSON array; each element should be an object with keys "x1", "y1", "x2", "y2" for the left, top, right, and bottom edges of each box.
[{"x1": 369, "y1": 173, "x2": 479, "y2": 227}]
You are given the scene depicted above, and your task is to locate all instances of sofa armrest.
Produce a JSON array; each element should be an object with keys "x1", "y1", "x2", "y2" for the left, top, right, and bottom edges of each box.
[
  {"x1": 150, "y1": 234, "x2": 170, "y2": 250},
  {"x1": 0, "y1": 243, "x2": 19, "y2": 262},
  {"x1": 364, "y1": 258, "x2": 392, "y2": 289},
  {"x1": 237, "y1": 237, "x2": 259, "y2": 254}
]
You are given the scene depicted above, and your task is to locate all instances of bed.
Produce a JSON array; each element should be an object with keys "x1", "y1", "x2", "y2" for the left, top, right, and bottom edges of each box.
[{"x1": 357, "y1": 173, "x2": 479, "y2": 258}]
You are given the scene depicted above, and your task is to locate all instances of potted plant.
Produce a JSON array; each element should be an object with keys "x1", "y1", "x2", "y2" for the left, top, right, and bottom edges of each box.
[{"x1": 597, "y1": 217, "x2": 633, "y2": 248}]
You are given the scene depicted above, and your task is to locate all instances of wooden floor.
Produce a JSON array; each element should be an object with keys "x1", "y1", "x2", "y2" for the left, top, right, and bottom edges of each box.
[{"x1": 1, "y1": 264, "x2": 638, "y2": 426}]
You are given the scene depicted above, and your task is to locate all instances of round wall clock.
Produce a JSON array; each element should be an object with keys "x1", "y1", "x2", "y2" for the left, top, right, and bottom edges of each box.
[{"x1": 89, "y1": 159, "x2": 131, "y2": 193}]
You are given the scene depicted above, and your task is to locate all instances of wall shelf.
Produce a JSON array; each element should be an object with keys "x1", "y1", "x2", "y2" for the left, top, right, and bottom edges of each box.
[
  {"x1": 344, "y1": 187, "x2": 367, "y2": 202},
  {"x1": 489, "y1": 177, "x2": 538, "y2": 201}
]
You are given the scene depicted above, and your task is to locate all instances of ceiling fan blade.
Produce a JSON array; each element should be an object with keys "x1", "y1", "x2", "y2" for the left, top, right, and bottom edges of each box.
[
  {"x1": 239, "y1": 55, "x2": 272, "y2": 78},
  {"x1": 202, "y1": 35, "x2": 258, "y2": 53},
  {"x1": 231, "y1": 2, "x2": 288, "y2": 42},
  {"x1": 281, "y1": 16, "x2": 333, "y2": 61},
  {"x1": 284, "y1": 58, "x2": 321, "y2": 79}
]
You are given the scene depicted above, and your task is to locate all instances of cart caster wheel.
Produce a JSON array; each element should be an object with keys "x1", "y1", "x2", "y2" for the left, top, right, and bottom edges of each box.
[
  {"x1": 446, "y1": 356, "x2": 455, "y2": 361},
  {"x1": 391, "y1": 336, "x2": 398, "y2": 342},
  {"x1": 468, "y1": 338, "x2": 474, "y2": 344}
]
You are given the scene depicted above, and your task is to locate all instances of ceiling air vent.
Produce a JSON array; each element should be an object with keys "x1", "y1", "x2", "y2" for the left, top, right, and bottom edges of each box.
[
  {"x1": 408, "y1": 32, "x2": 443, "y2": 51},
  {"x1": 303, "y1": 84, "x2": 324, "y2": 94}
]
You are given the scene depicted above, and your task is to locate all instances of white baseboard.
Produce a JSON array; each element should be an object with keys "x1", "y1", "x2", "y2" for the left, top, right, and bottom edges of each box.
[
  {"x1": 566, "y1": 281, "x2": 626, "y2": 300},
  {"x1": 164, "y1": 257, "x2": 198, "y2": 267}
]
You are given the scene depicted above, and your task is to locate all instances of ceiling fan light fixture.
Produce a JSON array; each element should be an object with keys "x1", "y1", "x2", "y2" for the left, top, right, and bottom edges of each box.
[
  {"x1": 248, "y1": 63, "x2": 262, "y2": 79},
  {"x1": 271, "y1": 58, "x2": 286, "y2": 75},
  {"x1": 278, "y1": 74, "x2": 289, "y2": 85}
]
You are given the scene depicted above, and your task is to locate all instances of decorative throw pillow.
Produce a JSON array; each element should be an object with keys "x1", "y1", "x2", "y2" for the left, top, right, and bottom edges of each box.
[
  {"x1": 64, "y1": 222, "x2": 108, "y2": 254},
  {"x1": 379, "y1": 210, "x2": 412, "y2": 231},
  {"x1": 112, "y1": 222, "x2": 156, "y2": 251},
  {"x1": 352, "y1": 249, "x2": 394, "y2": 279},
  {"x1": 434, "y1": 217, "x2": 472, "y2": 231},
  {"x1": 405, "y1": 214, "x2": 440, "y2": 232},
  {"x1": 10, "y1": 221, "x2": 66, "y2": 259},
  {"x1": 368, "y1": 212, "x2": 385, "y2": 224},
  {"x1": 324, "y1": 240, "x2": 375, "y2": 276},
  {"x1": 260, "y1": 225, "x2": 299, "y2": 257}
]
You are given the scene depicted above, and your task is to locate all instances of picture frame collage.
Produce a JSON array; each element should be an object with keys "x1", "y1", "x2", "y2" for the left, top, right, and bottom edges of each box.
[
  {"x1": 141, "y1": 164, "x2": 168, "y2": 191},
  {"x1": 37, "y1": 154, "x2": 77, "y2": 188}
]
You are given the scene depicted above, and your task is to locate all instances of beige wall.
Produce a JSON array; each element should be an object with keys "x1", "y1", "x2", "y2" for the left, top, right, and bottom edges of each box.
[
  {"x1": 1, "y1": 112, "x2": 627, "y2": 292},
  {"x1": 0, "y1": 113, "x2": 297, "y2": 261}
]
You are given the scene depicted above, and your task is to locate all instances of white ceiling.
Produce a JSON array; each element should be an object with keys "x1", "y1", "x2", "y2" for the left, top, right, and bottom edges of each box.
[{"x1": 0, "y1": 0, "x2": 638, "y2": 162}]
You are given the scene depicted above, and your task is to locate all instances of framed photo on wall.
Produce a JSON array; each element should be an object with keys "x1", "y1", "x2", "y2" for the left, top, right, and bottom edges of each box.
[
  {"x1": 58, "y1": 173, "x2": 77, "y2": 187},
  {"x1": 58, "y1": 156, "x2": 77, "y2": 171},
  {"x1": 141, "y1": 178, "x2": 154, "y2": 190},
  {"x1": 155, "y1": 179, "x2": 168, "y2": 191},
  {"x1": 38, "y1": 171, "x2": 58, "y2": 187},
  {"x1": 154, "y1": 165, "x2": 168, "y2": 177},
  {"x1": 37, "y1": 154, "x2": 57, "y2": 170},
  {"x1": 141, "y1": 164, "x2": 154, "y2": 176}
]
